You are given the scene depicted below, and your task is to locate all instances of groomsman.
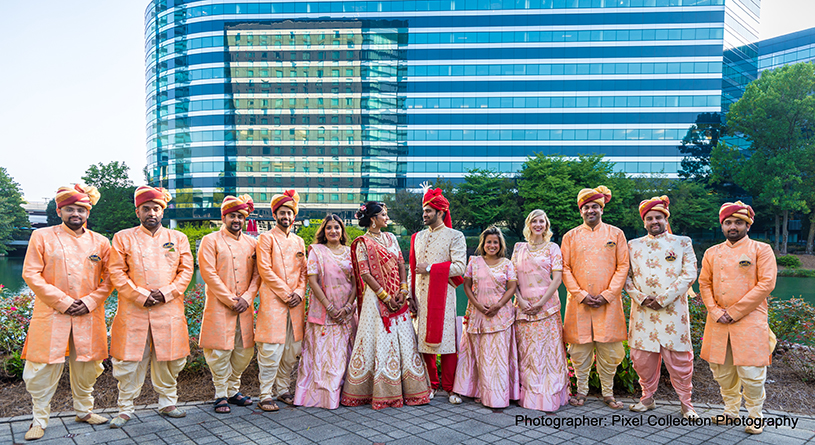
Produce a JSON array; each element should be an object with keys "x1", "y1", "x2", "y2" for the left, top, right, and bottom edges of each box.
[
  {"x1": 625, "y1": 196, "x2": 699, "y2": 419},
  {"x1": 108, "y1": 186, "x2": 194, "y2": 427},
  {"x1": 700, "y1": 202, "x2": 776, "y2": 434},
  {"x1": 255, "y1": 190, "x2": 307, "y2": 411},
  {"x1": 199, "y1": 195, "x2": 260, "y2": 413},
  {"x1": 22, "y1": 184, "x2": 111, "y2": 440},
  {"x1": 561, "y1": 186, "x2": 629, "y2": 409}
]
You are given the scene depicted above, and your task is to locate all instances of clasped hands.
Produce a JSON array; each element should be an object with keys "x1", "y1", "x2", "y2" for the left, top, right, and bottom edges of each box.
[
  {"x1": 582, "y1": 293, "x2": 609, "y2": 308},
  {"x1": 475, "y1": 302, "x2": 501, "y2": 317},
  {"x1": 517, "y1": 299, "x2": 543, "y2": 316},
  {"x1": 326, "y1": 302, "x2": 355, "y2": 321},
  {"x1": 65, "y1": 300, "x2": 90, "y2": 316},
  {"x1": 716, "y1": 311, "x2": 734, "y2": 324},
  {"x1": 641, "y1": 296, "x2": 663, "y2": 311},
  {"x1": 143, "y1": 290, "x2": 166, "y2": 308}
]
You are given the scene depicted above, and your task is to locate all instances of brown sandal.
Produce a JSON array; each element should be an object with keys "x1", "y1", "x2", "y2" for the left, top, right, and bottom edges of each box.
[
  {"x1": 258, "y1": 399, "x2": 279, "y2": 412},
  {"x1": 603, "y1": 397, "x2": 624, "y2": 409},
  {"x1": 569, "y1": 394, "x2": 587, "y2": 407}
]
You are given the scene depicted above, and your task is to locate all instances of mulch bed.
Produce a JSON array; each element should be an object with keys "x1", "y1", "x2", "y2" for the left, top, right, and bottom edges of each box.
[{"x1": 2, "y1": 348, "x2": 813, "y2": 418}]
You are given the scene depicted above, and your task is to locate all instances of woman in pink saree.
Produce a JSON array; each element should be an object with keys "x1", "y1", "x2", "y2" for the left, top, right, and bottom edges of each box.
[
  {"x1": 294, "y1": 215, "x2": 357, "y2": 409},
  {"x1": 511, "y1": 209, "x2": 569, "y2": 412},
  {"x1": 453, "y1": 226, "x2": 519, "y2": 408}
]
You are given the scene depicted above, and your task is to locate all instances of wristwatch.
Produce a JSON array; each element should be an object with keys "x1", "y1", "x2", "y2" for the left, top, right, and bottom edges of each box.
[{"x1": 425, "y1": 264, "x2": 432, "y2": 273}]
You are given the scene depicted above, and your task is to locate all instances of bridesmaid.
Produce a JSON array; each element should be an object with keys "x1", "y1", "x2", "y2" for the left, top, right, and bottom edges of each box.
[
  {"x1": 293, "y1": 215, "x2": 357, "y2": 409},
  {"x1": 512, "y1": 209, "x2": 570, "y2": 412},
  {"x1": 453, "y1": 226, "x2": 519, "y2": 408}
]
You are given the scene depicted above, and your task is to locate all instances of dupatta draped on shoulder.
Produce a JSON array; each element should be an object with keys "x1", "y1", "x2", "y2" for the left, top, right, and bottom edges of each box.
[{"x1": 350, "y1": 235, "x2": 407, "y2": 332}]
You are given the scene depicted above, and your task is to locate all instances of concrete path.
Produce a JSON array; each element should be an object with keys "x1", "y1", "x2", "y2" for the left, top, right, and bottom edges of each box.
[{"x1": 2, "y1": 396, "x2": 813, "y2": 444}]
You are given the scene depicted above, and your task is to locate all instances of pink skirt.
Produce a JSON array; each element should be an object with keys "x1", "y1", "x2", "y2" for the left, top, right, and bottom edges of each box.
[
  {"x1": 294, "y1": 320, "x2": 356, "y2": 409},
  {"x1": 515, "y1": 316, "x2": 570, "y2": 412},
  {"x1": 453, "y1": 327, "x2": 519, "y2": 408}
]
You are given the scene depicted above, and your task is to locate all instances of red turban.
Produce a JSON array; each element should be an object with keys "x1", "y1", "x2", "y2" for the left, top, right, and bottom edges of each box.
[
  {"x1": 639, "y1": 195, "x2": 670, "y2": 220},
  {"x1": 134, "y1": 186, "x2": 172, "y2": 209},
  {"x1": 719, "y1": 201, "x2": 754, "y2": 225},
  {"x1": 221, "y1": 194, "x2": 254, "y2": 217},
  {"x1": 423, "y1": 188, "x2": 452, "y2": 228},
  {"x1": 55, "y1": 183, "x2": 100, "y2": 210}
]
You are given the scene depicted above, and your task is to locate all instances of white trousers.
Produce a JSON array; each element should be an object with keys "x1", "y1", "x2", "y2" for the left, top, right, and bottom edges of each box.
[
  {"x1": 23, "y1": 336, "x2": 103, "y2": 428},
  {"x1": 203, "y1": 322, "x2": 254, "y2": 399},
  {"x1": 708, "y1": 340, "x2": 767, "y2": 418},
  {"x1": 111, "y1": 329, "x2": 186, "y2": 416},
  {"x1": 257, "y1": 313, "x2": 302, "y2": 400}
]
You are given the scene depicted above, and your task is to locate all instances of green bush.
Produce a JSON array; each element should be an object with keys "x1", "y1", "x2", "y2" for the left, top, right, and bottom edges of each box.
[
  {"x1": 769, "y1": 297, "x2": 815, "y2": 346},
  {"x1": 176, "y1": 222, "x2": 217, "y2": 259},
  {"x1": 0, "y1": 291, "x2": 35, "y2": 379},
  {"x1": 776, "y1": 255, "x2": 802, "y2": 269},
  {"x1": 298, "y1": 219, "x2": 365, "y2": 249},
  {"x1": 778, "y1": 268, "x2": 815, "y2": 278}
]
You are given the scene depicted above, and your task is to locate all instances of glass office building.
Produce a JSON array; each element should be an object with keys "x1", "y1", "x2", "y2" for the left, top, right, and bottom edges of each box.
[
  {"x1": 145, "y1": 0, "x2": 750, "y2": 221},
  {"x1": 759, "y1": 27, "x2": 815, "y2": 73}
]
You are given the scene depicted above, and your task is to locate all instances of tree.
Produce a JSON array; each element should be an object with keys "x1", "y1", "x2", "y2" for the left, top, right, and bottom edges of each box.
[
  {"x1": 678, "y1": 112, "x2": 728, "y2": 183},
  {"x1": 383, "y1": 189, "x2": 424, "y2": 236},
  {"x1": 665, "y1": 181, "x2": 721, "y2": 235},
  {"x1": 0, "y1": 167, "x2": 30, "y2": 255},
  {"x1": 45, "y1": 199, "x2": 61, "y2": 226},
  {"x1": 518, "y1": 154, "x2": 638, "y2": 240},
  {"x1": 725, "y1": 62, "x2": 815, "y2": 254},
  {"x1": 81, "y1": 161, "x2": 140, "y2": 237}
]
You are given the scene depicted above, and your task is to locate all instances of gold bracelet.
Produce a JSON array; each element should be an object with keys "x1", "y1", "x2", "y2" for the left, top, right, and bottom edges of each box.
[
  {"x1": 400, "y1": 282, "x2": 408, "y2": 291},
  {"x1": 376, "y1": 288, "x2": 388, "y2": 298}
]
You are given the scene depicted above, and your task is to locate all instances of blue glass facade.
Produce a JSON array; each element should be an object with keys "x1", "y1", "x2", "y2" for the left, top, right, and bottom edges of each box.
[
  {"x1": 145, "y1": 0, "x2": 738, "y2": 221},
  {"x1": 759, "y1": 27, "x2": 815, "y2": 73}
]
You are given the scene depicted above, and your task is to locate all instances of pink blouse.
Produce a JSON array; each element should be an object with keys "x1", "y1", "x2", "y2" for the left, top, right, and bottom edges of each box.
[
  {"x1": 463, "y1": 256, "x2": 516, "y2": 334},
  {"x1": 512, "y1": 242, "x2": 563, "y2": 322}
]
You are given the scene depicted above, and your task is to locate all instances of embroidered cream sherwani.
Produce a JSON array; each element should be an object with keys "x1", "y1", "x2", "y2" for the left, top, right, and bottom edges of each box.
[
  {"x1": 625, "y1": 232, "x2": 697, "y2": 353},
  {"x1": 413, "y1": 226, "x2": 466, "y2": 354}
]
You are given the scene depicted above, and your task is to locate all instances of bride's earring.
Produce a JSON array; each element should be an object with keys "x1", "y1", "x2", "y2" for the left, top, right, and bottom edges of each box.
[{"x1": 371, "y1": 220, "x2": 377, "y2": 230}]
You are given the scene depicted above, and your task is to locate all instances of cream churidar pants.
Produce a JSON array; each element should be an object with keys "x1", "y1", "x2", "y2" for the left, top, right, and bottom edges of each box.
[
  {"x1": 203, "y1": 322, "x2": 254, "y2": 399},
  {"x1": 24, "y1": 336, "x2": 104, "y2": 428},
  {"x1": 568, "y1": 341, "x2": 624, "y2": 398},
  {"x1": 111, "y1": 328, "x2": 187, "y2": 416},
  {"x1": 708, "y1": 340, "x2": 766, "y2": 418},
  {"x1": 257, "y1": 313, "x2": 302, "y2": 400}
]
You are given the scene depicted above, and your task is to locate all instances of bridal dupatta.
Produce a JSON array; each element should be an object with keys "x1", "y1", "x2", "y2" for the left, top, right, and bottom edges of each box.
[{"x1": 350, "y1": 234, "x2": 407, "y2": 332}]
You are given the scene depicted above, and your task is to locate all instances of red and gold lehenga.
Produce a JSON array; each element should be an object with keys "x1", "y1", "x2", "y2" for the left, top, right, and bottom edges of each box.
[{"x1": 339, "y1": 232, "x2": 431, "y2": 409}]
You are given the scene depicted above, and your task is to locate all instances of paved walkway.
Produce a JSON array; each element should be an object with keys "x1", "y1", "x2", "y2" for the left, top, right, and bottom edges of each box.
[{"x1": 2, "y1": 396, "x2": 813, "y2": 445}]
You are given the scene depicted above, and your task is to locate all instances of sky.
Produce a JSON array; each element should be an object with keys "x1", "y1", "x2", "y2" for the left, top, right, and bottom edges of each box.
[{"x1": 0, "y1": 0, "x2": 813, "y2": 203}]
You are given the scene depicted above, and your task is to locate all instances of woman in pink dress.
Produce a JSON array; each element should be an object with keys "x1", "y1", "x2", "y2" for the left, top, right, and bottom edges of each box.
[
  {"x1": 511, "y1": 209, "x2": 570, "y2": 412},
  {"x1": 453, "y1": 226, "x2": 519, "y2": 408},
  {"x1": 294, "y1": 215, "x2": 357, "y2": 409}
]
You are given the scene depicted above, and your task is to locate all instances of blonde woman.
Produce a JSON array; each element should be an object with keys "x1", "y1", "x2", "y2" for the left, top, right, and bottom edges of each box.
[
  {"x1": 511, "y1": 210, "x2": 569, "y2": 411},
  {"x1": 452, "y1": 226, "x2": 519, "y2": 408}
]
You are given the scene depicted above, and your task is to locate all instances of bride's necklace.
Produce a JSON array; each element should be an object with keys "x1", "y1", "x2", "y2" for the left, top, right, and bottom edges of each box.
[{"x1": 367, "y1": 230, "x2": 388, "y2": 245}]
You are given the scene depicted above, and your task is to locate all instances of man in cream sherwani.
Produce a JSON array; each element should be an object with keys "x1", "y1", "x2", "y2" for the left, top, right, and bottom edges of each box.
[{"x1": 625, "y1": 196, "x2": 698, "y2": 419}]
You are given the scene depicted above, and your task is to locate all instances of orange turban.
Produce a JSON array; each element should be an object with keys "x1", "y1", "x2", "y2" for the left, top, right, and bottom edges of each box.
[
  {"x1": 271, "y1": 189, "x2": 299, "y2": 215},
  {"x1": 221, "y1": 194, "x2": 254, "y2": 217},
  {"x1": 639, "y1": 195, "x2": 670, "y2": 220},
  {"x1": 55, "y1": 183, "x2": 100, "y2": 210},
  {"x1": 719, "y1": 201, "x2": 754, "y2": 225},
  {"x1": 422, "y1": 188, "x2": 452, "y2": 228},
  {"x1": 134, "y1": 185, "x2": 172, "y2": 209},
  {"x1": 577, "y1": 185, "x2": 612, "y2": 209}
]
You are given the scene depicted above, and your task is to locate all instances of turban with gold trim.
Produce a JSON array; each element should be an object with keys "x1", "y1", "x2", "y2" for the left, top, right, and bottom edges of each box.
[
  {"x1": 134, "y1": 185, "x2": 172, "y2": 209},
  {"x1": 271, "y1": 189, "x2": 299, "y2": 215},
  {"x1": 577, "y1": 185, "x2": 612, "y2": 209},
  {"x1": 55, "y1": 183, "x2": 100, "y2": 210},
  {"x1": 221, "y1": 194, "x2": 254, "y2": 217},
  {"x1": 422, "y1": 188, "x2": 453, "y2": 228},
  {"x1": 639, "y1": 195, "x2": 671, "y2": 220},
  {"x1": 719, "y1": 201, "x2": 754, "y2": 225}
]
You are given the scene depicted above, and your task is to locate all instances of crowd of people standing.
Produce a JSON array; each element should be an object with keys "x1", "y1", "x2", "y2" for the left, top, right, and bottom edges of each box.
[{"x1": 18, "y1": 182, "x2": 777, "y2": 440}]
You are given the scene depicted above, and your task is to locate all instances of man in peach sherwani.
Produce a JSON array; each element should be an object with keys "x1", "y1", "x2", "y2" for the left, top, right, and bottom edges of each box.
[
  {"x1": 561, "y1": 186, "x2": 629, "y2": 409},
  {"x1": 21, "y1": 184, "x2": 111, "y2": 441},
  {"x1": 700, "y1": 201, "x2": 776, "y2": 435},
  {"x1": 625, "y1": 196, "x2": 699, "y2": 419},
  {"x1": 255, "y1": 190, "x2": 307, "y2": 411},
  {"x1": 108, "y1": 186, "x2": 194, "y2": 427},
  {"x1": 199, "y1": 195, "x2": 260, "y2": 414}
]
